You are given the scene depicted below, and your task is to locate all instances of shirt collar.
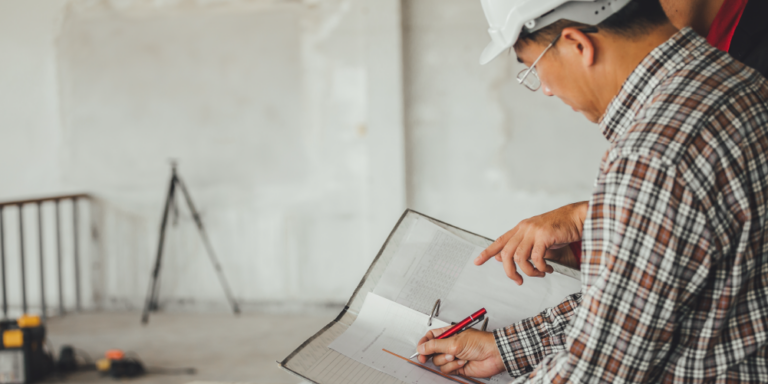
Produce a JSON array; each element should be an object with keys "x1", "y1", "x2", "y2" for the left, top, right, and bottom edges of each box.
[{"x1": 599, "y1": 27, "x2": 707, "y2": 144}]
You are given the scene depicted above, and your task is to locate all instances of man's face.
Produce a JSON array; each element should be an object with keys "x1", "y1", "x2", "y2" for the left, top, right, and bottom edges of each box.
[{"x1": 514, "y1": 37, "x2": 602, "y2": 123}]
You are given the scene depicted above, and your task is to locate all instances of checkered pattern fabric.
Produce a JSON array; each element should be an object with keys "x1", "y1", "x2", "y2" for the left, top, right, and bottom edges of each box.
[{"x1": 494, "y1": 28, "x2": 768, "y2": 383}]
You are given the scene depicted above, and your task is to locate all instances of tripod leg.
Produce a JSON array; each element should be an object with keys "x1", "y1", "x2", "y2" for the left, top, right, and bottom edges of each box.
[
  {"x1": 170, "y1": 186, "x2": 179, "y2": 227},
  {"x1": 141, "y1": 175, "x2": 177, "y2": 324},
  {"x1": 175, "y1": 176, "x2": 241, "y2": 314}
]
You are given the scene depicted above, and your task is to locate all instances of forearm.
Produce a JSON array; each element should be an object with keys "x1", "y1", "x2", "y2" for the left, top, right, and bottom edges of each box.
[
  {"x1": 544, "y1": 201, "x2": 587, "y2": 269},
  {"x1": 494, "y1": 293, "x2": 582, "y2": 377}
]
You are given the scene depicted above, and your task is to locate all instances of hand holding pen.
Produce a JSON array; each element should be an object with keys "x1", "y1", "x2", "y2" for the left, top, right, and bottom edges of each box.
[
  {"x1": 410, "y1": 308, "x2": 487, "y2": 359},
  {"x1": 413, "y1": 308, "x2": 505, "y2": 378}
]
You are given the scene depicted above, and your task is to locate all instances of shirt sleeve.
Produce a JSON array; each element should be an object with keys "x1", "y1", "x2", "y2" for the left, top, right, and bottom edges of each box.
[
  {"x1": 494, "y1": 293, "x2": 582, "y2": 377},
  {"x1": 508, "y1": 153, "x2": 711, "y2": 383}
]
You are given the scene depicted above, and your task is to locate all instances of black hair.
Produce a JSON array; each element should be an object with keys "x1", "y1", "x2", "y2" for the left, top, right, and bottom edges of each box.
[{"x1": 517, "y1": 0, "x2": 670, "y2": 45}]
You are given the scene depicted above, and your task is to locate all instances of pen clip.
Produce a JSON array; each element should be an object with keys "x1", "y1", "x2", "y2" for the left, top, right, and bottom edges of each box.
[
  {"x1": 427, "y1": 299, "x2": 441, "y2": 327},
  {"x1": 455, "y1": 314, "x2": 486, "y2": 336}
]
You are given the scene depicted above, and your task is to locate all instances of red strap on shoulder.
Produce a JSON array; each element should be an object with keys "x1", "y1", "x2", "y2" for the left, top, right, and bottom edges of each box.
[
  {"x1": 707, "y1": 0, "x2": 749, "y2": 52},
  {"x1": 569, "y1": 241, "x2": 582, "y2": 265}
]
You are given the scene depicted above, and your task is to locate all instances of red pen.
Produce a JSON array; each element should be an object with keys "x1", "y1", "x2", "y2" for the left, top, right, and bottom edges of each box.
[{"x1": 410, "y1": 308, "x2": 487, "y2": 359}]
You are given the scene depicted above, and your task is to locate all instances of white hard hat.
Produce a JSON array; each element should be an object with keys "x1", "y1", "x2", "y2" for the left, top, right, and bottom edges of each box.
[{"x1": 480, "y1": 0, "x2": 632, "y2": 65}]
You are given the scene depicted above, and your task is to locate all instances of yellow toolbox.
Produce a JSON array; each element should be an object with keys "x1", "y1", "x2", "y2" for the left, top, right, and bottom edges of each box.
[{"x1": 0, "y1": 315, "x2": 53, "y2": 384}]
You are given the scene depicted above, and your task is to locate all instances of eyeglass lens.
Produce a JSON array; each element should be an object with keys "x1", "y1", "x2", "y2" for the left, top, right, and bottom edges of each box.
[{"x1": 517, "y1": 68, "x2": 541, "y2": 91}]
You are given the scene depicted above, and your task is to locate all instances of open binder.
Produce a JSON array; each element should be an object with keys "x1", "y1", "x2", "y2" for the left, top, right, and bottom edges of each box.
[{"x1": 279, "y1": 209, "x2": 581, "y2": 384}]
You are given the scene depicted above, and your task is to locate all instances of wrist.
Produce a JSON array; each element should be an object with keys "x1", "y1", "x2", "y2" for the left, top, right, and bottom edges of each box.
[
  {"x1": 570, "y1": 201, "x2": 588, "y2": 235},
  {"x1": 486, "y1": 331, "x2": 506, "y2": 375}
]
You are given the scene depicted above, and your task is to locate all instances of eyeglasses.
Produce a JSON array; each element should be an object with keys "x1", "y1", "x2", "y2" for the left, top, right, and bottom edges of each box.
[{"x1": 516, "y1": 27, "x2": 598, "y2": 92}]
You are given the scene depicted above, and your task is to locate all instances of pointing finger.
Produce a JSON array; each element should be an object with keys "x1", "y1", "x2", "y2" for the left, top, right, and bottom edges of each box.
[
  {"x1": 475, "y1": 240, "x2": 503, "y2": 265},
  {"x1": 475, "y1": 229, "x2": 516, "y2": 265}
]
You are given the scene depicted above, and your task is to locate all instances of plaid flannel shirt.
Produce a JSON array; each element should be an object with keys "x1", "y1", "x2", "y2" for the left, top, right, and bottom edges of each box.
[{"x1": 494, "y1": 28, "x2": 768, "y2": 383}]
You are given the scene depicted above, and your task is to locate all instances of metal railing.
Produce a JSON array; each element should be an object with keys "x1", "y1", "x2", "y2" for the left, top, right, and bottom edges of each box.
[{"x1": 0, "y1": 193, "x2": 91, "y2": 320}]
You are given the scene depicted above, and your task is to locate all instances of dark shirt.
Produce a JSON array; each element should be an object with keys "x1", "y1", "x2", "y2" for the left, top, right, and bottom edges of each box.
[{"x1": 730, "y1": 0, "x2": 768, "y2": 77}]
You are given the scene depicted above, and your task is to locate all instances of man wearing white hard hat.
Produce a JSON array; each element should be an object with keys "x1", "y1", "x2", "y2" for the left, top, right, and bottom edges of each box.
[
  {"x1": 473, "y1": 0, "x2": 768, "y2": 287},
  {"x1": 415, "y1": 0, "x2": 768, "y2": 382}
]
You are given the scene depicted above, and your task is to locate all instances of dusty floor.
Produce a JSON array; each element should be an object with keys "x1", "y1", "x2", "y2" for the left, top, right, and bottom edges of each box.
[{"x1": 39, "y1": 310, "x2": 338, "y2": 384}]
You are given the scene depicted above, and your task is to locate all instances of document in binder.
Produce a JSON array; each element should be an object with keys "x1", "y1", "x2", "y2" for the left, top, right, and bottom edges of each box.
[{"x1": 279, "y1": 209, "x2": 582, "y2": 384}]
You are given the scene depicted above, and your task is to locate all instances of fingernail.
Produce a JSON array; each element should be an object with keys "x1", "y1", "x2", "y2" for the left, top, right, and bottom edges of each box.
[
  {"x1": 458, "y1": 360, "x2": 466, "y2": 366},
  {"x1": 446, "y1": 355, "x2": 454, "y2": 361}
]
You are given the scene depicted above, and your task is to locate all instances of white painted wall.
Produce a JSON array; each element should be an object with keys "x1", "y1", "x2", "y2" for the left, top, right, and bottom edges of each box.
[
  {"x1": 1, "y1": 0, "x2": 405, "y2": 314},
  {"x1": 0, "y1": 0, "x2": 83, "y2": 319},
  {"x1": 0, "y1": 0, "x2": 609, "y2": 314},
  {"x1": 0, "y1": 0, "x2": 66, "y2": 197}
]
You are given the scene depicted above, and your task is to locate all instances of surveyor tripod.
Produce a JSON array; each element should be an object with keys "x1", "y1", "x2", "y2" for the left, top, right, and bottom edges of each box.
[{"x1": 141, "y1": 163, "x2": 240, "y2": 324}]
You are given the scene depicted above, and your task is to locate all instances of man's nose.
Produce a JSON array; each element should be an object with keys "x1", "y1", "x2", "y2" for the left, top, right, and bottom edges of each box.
[{"x1": 542, "y1": 84, "x2": 554, "y2": 97}]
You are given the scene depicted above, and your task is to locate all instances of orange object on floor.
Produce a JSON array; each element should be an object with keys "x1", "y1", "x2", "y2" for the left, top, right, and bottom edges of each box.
[{"x1": 105, "y1": 349, "x2": 125, "y2": 360}]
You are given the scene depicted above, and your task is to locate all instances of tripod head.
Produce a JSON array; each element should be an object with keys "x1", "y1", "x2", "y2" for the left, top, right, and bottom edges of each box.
[{"x1": 168, "y1": 159, "x2": 179, "y2": 175}]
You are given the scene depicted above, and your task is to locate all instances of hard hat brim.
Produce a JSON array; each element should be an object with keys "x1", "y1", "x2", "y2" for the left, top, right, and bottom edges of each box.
[{"x1": 480, "y1": 39, "x2": 511, "y2": 65}]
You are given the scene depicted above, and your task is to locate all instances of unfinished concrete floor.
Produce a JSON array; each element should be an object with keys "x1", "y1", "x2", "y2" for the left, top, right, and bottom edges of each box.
[{"x1": 39, "y1": 310, "x2": 339, "y2": 384}]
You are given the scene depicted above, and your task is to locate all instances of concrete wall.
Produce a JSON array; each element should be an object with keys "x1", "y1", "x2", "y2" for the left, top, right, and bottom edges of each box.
[
  {"x1": 0, "y1": 0, "x2": 607, "y2": 314},
  {"x1": 56, "y1": 0, "x2": 394, "y2": 309}
]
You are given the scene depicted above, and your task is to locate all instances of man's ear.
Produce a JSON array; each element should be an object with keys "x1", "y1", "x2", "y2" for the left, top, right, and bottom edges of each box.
[{"x1": 560, "y1": 27, "x2": 596, "y2": 67}]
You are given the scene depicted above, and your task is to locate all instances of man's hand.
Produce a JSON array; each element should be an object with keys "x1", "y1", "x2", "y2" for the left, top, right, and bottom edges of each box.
[
  {"x1": 474, "y1": 201, "x2": 588, "y2": 285},
  {"x1": 417, "y1": 326, "x2": 505, "y2": 378}
]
